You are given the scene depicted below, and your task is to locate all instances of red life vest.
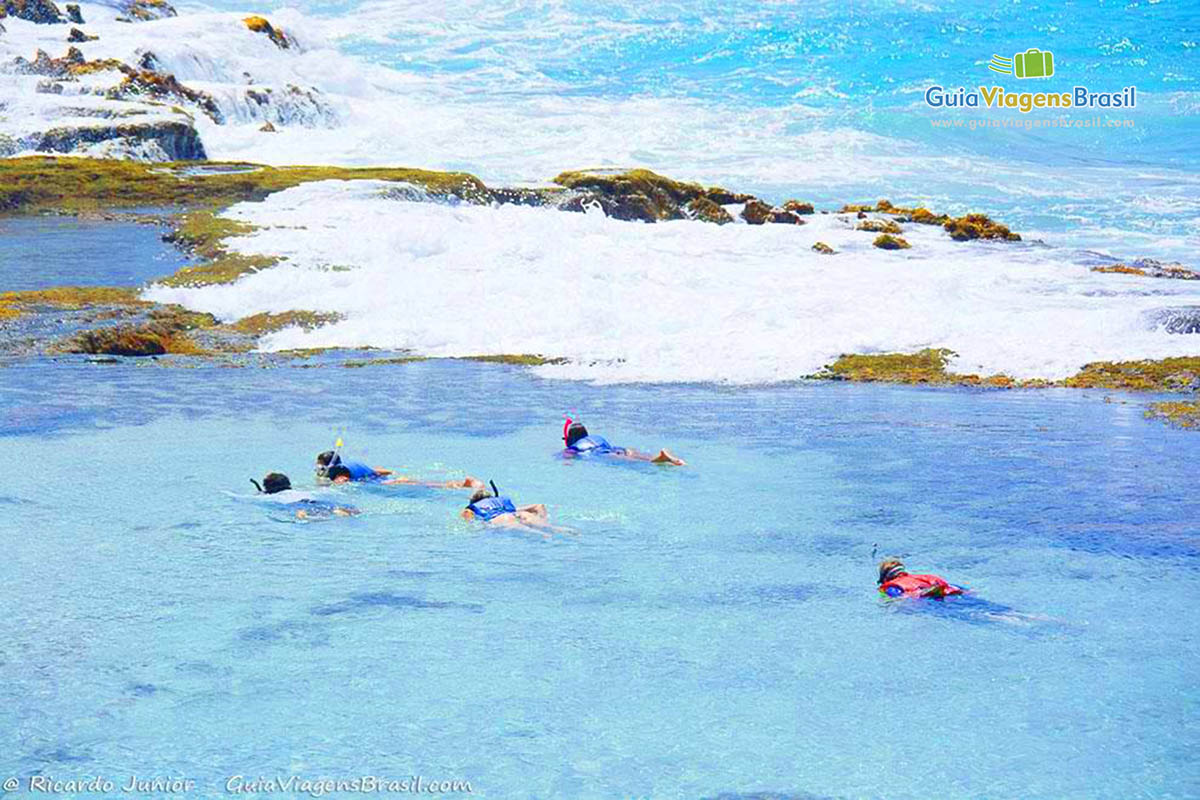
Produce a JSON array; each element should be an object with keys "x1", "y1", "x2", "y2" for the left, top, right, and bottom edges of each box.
[{"x1": 879, "y1": 573, "x2": 963, "y2": 599}]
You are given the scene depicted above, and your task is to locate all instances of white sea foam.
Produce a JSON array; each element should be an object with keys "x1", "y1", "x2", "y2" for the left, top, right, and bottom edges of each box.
[{"x1": 143, "y1": 180, "x2": 1200, "y2": 384}]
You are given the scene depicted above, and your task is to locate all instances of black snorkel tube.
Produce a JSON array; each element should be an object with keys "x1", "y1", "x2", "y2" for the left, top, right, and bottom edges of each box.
[
  {"x1": 250, "y1": 478, "x2": 264, "y2": 493},
  {"x1": 490, "y1": 479, "x2": 500, "y2": 498}
]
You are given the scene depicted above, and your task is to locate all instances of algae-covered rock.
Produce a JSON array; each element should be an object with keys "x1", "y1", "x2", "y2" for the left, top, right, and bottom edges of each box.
[
  {"x1": 64, "y1": 2, "x2": 80, "y2": 22},
  {"x1": 783, "y1": 200, "x2": 815, "y2": 215},
  {"x1": 1063, "y1": 357, "x2": 1200, "y2": 392},
  {"x1": 243, "y1": 15, "x2": 291, "y2": 49},
  {"x1": 741, "y1": 199, "x2": 772, "y2": 225},
  {"x1": 909, "y1": 207, "x2": 949, "y2": 226},
  {"x1": 704, "y1": 188, "x2": 756, "y2": 205},
  {"x1": 1145, "y1": 400, "x2": 1200, "y2": 430},
  {"x1": 106, "y1": 65, "x2": 223, "y2": 123},
  {"x1": 36, "y1": 120, "x2": 206, "y2": 160},
  {"x1": 816, "y1": 348, "x2": 1015, "y2": 387},
  {"x1": 857, "y1": 219, "x2": 902, "y2": 234},
  {"x1": 811, "y1": 242, "x2": 835, "y2": 255},
  {"x1": 259, "y1": 121, "x2": 277, "y2": 133},
  {"x1": 553, "y1": 168, "x2": 707, "y2": 222},
  {"x1": 228, "y1": 310, "x2": 341, "y2": 335},
  {"x1": 1092, "y1": 259, "x2": 1200, "y2": 281},
  {"x1": 873, "y1": 234, "x2": 910, "y2": 250},
  {"x1": 943, "y1": 213, "x2": 1020, "y2": 242},
  {"x1": 2, "y1": 0, "x2": 65, "y2": 24},
  {"x1": 686, "y1": 196, "x2": 733, "y2": 225},
  {"x1": 65, "y1": 322, "x2": 190, "y2": 356},
  {"x1": 768, "y1": 209, "x2": 803, "y2": 225},
  {"x1": 122, "y1": 0, "x2": 175, "y2": 21}
]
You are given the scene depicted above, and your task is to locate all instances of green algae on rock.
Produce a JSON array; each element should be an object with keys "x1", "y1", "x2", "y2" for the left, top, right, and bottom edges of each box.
[
  {"x1": 0, "y1": 157, "x2": 488, "y2": 214},
  {"x1": 811, "y1": 242, "x2": 836, "y2": 254},
  {"x1": 242, "y1": 15, "x2": 291, "y2": 49},
  {"x1": 816, "y1": 348, "x2": 1016, "y2": 387},
  {"x1": 686, "y1": 196, "x2": 733, "y2": 225},
  {"x1": 552, "y1": 168, "x2": 709, "y2": 222},
  {"x1": 857, "y1": 219, "x2": 902, "y2": 234},
  {"x1": 228, "y1": 310, "x2": 343, "y2": 335},
  {"x1": 1063, "y1": 358, "x2": 1200, "y2": 392},
  {"x1": 1145, "y1": 401, "x2": 1200, "y2": 430},
  {"x1": 873, "y1": 234, "x2": 911, "y2": 250},
  {"x1": 1091, "y1": 260, "x2": 1200, "y2": 281}
]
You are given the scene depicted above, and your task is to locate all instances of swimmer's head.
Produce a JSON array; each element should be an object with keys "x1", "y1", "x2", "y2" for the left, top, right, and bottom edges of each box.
[
  {"x1": 315, "y1": 450, "x2": 341, "y2": 476},
  {"x1": 878, "y1": 559, "x2": 906, "y2": 585},
  {"x1": 467, "y1": 487, "x2": 491, "y2": 506},
  {"x1": 262, "y1": 472, "x2": 292, "y2": 494},
  {"x1": 326, "y1": 465, "x2": 352, "y2": 483},
  {"x1": 564, "y1": 421, "x2": 588, "y2": 448}
]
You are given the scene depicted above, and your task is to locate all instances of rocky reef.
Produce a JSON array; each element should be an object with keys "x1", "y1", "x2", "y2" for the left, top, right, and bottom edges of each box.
[
  {"x1": 1092, "y1": 259, "x2": 1200, "y2": 280},
  {"x1": 1145, "y1": 401, "x2": 1200, "y2": 430},
  {"x1": 816, "y1": 349, "x2": 1013, "y2": 387},
  {"x1": 36, "y1": 120, "x2": 206, "y2": 160}
]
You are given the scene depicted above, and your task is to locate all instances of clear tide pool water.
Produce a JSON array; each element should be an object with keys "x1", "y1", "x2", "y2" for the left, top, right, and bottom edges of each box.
[
  {"x1": 0, "y1": 215, "x2": 193, "y2": 291},
  {"x1": 2, "y1": 358, "x2": 1197, "y2": 799}
]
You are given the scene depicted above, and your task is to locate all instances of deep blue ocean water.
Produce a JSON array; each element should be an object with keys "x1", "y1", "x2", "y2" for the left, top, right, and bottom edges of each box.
[{"x1": 1, "y1": 358, "x2": 1197, "y2": 799}]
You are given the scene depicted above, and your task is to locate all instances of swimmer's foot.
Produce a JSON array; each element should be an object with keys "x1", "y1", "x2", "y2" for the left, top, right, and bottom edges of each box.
[{"x1": 651, "y1": 449, "x2": 685, "y2": 466}]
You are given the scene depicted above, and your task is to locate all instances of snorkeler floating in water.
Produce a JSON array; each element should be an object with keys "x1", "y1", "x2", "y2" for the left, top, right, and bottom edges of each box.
[
  {"x1": 251, "y1": 472, "x2": 360, "y2": 520},
  {"x1": 461, "y1": 481, "x2": 569, "y2": 532},
  {"x1": 560, "y1": 419, "x2": 685, "y2": 465},
  {"x1": 316, "y1": 449, "x2": 483, "y2": 490},
  {"x1": 877, "y1": 558, "x2": 965, "y2": 599}
]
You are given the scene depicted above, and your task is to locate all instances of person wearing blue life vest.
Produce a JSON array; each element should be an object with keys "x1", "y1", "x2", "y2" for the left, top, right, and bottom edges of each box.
[
  {"x1": 460, "y1": 481, "x2": 565, "y2": 531},
  {"x1": 317, "y1": 450, "x2": 483, "y2": 489},
  {"x1": 561, "y1": 419, "x2": 685, "y2": 465}
]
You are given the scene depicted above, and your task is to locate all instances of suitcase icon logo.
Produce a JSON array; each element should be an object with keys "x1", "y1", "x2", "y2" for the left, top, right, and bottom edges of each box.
[{"x1": 988, "y1": 49, "x2": 1055, "y2": 78}]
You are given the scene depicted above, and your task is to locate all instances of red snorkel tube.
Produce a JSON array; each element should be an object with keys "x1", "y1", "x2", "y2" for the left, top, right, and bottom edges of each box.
[{"x1": 562, "y1": 417, "x2": 573, "y2": 446}]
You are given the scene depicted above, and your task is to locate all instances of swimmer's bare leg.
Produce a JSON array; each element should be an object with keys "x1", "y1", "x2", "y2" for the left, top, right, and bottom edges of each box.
[{"x1": 650, "y1": 449, "x2": 685, "y2": 466}]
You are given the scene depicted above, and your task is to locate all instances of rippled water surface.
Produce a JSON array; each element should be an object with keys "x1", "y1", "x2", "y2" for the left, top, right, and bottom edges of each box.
[
  {"x1": 0, "y1": 215, "x2": 192, "y2": 290},
  {"x1": 2, "y1": 359, "x2": 1197, "y2": 799}
]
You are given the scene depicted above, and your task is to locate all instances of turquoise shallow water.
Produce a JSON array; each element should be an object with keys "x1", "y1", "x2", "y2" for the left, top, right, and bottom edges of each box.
[{"x1": 2, "y1": 359, "x2": 1198, "y2": 798}]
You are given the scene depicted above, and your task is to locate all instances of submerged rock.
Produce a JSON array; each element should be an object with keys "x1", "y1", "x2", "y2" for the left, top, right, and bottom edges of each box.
[
  {"x1": 1146, "y1": 306, "x2": 1200, "y2": 335},
  {"x1": 35, "y1": 78, "x2": 63, "y2": 93},
  {"x1": 783, "y1": 200, "x2": 815, "y2": 215},
  {"x1": 686, "y1": 196, "x2": 733, "y2": 225},
  {"x1": 1145, "y1": 401, "x2": 1200, "y2": 430},
  {"x1": 873, "y1": 234, "x2": 910, "y2": 250},
  {"x1": 66, "y1": 26, "x2": 96, "y2": 42}
]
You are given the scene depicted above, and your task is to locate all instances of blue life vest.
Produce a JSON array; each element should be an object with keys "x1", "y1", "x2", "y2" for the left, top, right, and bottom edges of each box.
[
  {"x1": 340, "y1": 460, "x2": 378, "y2": 481},
  {"x1": 568, "y1": 435, "x2": 618, "y2": 455},
  {"x1": 467, "y1": 496, "x2": 517, "y2": 522}
]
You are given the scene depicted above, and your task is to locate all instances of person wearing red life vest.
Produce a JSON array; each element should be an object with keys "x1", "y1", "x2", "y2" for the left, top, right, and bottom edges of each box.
[{"x1": 877, "y1": 558, "x2": 965, "y2": 599}]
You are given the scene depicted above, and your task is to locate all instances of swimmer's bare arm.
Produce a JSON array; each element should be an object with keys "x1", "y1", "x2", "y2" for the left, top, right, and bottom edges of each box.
[{"x1": 617, "y1": 448, "x2": 686, "y2": 466}]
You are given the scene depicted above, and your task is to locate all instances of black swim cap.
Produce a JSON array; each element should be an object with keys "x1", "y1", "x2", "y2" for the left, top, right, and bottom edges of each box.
[
  {"x1": 565, "y1": 422, "x2": 588, "y2": 447},
  {"x1": 326, "y1": 465, "x2": 352, "y2": 482},
  {"x1": 263, "y1": 473, "x2": 292, "y2": 494}
]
